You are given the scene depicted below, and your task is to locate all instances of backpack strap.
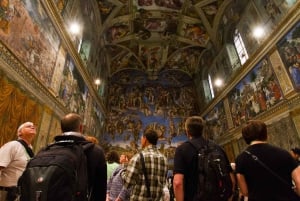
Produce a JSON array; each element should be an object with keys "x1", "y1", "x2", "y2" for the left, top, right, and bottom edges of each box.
[
  {"x1": 245, "y1": 150, "x2": 294, "y2": 189},
  {"x1": 16, "y1": 139, "x2": 34, "y2": 158},
  {"x1": 140, "y1": 153, "x2": 152, "y2": 200}
]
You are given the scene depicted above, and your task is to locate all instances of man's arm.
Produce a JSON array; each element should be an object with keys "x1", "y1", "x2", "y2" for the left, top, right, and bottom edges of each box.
[
  {"x1": 173, "y1": 173, "x2": 184, "y2": 201},
  {"x1": 236, "y1": 173, "x2": 248, "y2": 197},
  {"x1": 292, "y1": 166, "x2": 300, "y2": 196}
]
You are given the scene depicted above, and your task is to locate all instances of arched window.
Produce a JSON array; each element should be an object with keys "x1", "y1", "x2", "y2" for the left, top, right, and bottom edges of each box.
[
  {"x1": 233, "y1": 29, "x2": 248, "y2": 65},
  {"x1": 208, "y1": 74, "x2": 214, "y2": 99}
]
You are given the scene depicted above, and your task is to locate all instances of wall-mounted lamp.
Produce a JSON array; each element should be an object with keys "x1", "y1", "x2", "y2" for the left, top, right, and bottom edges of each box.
[
  {"x1": 214, "y1": 78, "x2": 223, "y2": 87},
  {"x1": 69, "y1": 22, "x2": 81, "y2": 35},
  {"x1": 253, "y1": 26, "x2": 265, "y2": 39},
  {"x1": 94, "y1": 78, "x2": 101, "y2": 86}
]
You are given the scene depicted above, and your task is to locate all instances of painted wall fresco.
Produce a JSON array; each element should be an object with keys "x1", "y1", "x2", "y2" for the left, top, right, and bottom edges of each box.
[
  {"x1": 277, "y1": 20, "x2": 300, "y2": 90},
  {"x1": 59, "y1": 54, "x2": 87, "y2": 115},
  {"x1": 205, "y1": 101, "x2": 228, "y2": 140},
  {"x1": 228, "y1": 58, "x2": 283, "y2": 127},
  {"x1": 268, "y1": 116, "x2": 300, "y2": 150},
  {"x1": 104, "y1": 70, "x2": 199, "y2": 152},
  {"x1": 0, "y1": 74, "x2": 42, "y2": 147},
  {"x1": 0, "y1": 0, "x2": 60, "y2": 87}
]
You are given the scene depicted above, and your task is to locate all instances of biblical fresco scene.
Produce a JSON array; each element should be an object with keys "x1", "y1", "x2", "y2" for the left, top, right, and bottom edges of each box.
[
  {"x1": 104, "y1": 69, "x2": 199, "y2": 154},
  {"x1": 228, "y1": 58, "x2": 283, "y2": 127},
  {"x1": 0, "y1": 0, "x2": 61, "y2": 87},
  {"x1": 277, "y1": 20, "x2": 300, "y2": 90},
  {"x1": 205, "y1": 102, "x2": 228, "y2": 140}
]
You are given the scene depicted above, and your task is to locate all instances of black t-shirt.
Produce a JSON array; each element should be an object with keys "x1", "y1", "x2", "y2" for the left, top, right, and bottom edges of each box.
[
  {"x1": 173, "y1": 137, "x2": 232, "y2": 201},
  {"x1": 236, "y1": 143, "x2": 299, "y2": 201}
]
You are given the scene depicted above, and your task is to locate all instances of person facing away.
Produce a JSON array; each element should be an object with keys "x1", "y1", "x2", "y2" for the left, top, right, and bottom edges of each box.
[
  {"x1": 0, "y1": 122, "x2": 36, "y2": 201},
  {"x1": 106, "y1": 150, "x2": 120, "y2": 182},
  {"x1": 235, "y1": 120, "x2": 300, "y2": 201},
  {"x1": 173, "y1": 116, "x2": 234, "y2": 201},
  {"x1": 122, "y1": 129, "x2": 168, "y2": 201},
  {"x1": 60, "y1": 113, "x2": 107, "y2": 201},
  {"x1": 291, "y1": 148, "x2": 300, "y2": 166},
  {"x1": 85, "y1": 135, "x2": 99, "y2": 144},
  {"x1": 107, "y1": 152, "x2": 132, "y2": 201}
]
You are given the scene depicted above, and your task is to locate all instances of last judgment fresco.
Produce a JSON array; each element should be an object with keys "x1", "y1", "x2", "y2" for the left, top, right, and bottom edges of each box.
[{"x1": 104, "y1": 70, "x2": 199, "y2": 154}]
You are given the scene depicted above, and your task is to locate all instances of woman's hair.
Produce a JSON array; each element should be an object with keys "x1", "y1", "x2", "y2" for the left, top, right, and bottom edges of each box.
[
  {"x1": 185, "y1": 116, "x2": 205, "y2": 137},
  {"x1": 85, "y1": 135, "x2": 99, "y2": 144},
  {"x1": 106, "y1": 150, "x2": 120, "y2": 164},
  {"x1": 242, "y1": 120, "x2": 267, "y2": 145}
]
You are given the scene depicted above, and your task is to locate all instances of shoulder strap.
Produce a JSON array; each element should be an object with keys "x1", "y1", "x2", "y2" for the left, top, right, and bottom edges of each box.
[
  {"x1": 140, "y1": 152, "x2": 151, "y2": 199},
  {"x1": 188, "y1": 139, "x2": 212, "y2": 154},
  {"x1": 245, "y1": 150, "x2": 293, "y2": 188},
  {"x1": 16, "y1": 139, "x2": 34, "y2": 158}
]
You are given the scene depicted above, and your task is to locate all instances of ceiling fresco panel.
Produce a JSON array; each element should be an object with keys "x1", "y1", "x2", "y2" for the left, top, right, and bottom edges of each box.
[
  {"x1": 179, "y1": 21, "x2": 210, "y2": 46},
  {"x1": 97, "y1": 0, "x2": 116, "y2": 22}
]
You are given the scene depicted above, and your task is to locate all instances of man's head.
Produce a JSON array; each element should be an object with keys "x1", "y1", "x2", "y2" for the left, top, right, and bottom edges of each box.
[
  {"x1": 17, "y1": 122, "x2": 36, "y2": 141},
  {"x1": 141, "y1": 129, "x2": 158, "y2": 148},
  {"x1": 61, "y1": 113, "x2": 82, "y2": 133},
  {"x1": 242, "y1": 120, "x2": 267, "y2": 145},
  {"x1": 291, "y1": 148, "x2": 300, "y2": 160},
  {"x1": 185, "y1": 116, "x2": 205, "y2": 138}
]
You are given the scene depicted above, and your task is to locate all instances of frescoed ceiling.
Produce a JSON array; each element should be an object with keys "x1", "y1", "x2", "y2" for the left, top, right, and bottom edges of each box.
[
  {"x1": 97, "y1": 0, "x2": 248, "y2": 83},
  {"x1": 90, "y1": 0, "x2": 249, "y2": 149}
]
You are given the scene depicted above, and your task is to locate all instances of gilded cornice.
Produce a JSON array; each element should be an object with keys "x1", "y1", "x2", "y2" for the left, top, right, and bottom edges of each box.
[
  {"x1": 41, "y1": 0, "x2": 107, "y2": 117},
  {"x1": 0, "y1": 42, "x2": 67, "y2": 117}
]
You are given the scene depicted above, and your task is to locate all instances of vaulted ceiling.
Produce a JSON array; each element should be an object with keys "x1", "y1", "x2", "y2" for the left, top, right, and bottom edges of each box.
[{"x1": 97, "y1": 0, "x2": 248, "y2": 86}]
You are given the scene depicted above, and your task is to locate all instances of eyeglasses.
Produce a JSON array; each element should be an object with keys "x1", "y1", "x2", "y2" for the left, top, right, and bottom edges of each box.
[{"x1": 23, "y1": 124, "x2": 36, "y2": 129}]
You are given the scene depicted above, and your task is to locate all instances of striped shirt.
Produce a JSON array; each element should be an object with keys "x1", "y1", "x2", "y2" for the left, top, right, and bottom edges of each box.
[
  {"x1": 123, "y1": 145, "x2": 168, "y2": 201},
  {"x1": 107, "y1": 165, "x2": 130, "y2": 201}
]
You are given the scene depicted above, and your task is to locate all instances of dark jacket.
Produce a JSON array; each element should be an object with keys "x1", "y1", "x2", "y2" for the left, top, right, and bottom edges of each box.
[{"x1": 56, "y1": 134, "x2": 107, "y2": 201}]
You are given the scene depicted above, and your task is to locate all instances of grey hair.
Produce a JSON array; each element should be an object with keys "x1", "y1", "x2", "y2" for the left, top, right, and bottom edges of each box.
[{"x1": 17, "y1": 122, "x2": 34, "y2": 136}]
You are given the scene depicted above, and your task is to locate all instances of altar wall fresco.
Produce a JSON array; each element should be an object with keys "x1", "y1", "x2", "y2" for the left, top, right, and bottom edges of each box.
[{"x1": 104, "y1": 69, "x2": 199, "y2": 158}]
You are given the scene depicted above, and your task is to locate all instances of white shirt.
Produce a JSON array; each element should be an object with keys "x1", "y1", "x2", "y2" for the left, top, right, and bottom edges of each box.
[{"x1": 0, "y1": 141, "x2": 30, "y2": 186}]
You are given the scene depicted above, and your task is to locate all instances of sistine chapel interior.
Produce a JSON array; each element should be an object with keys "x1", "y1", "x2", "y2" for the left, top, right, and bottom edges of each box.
[{"x1": 0, "y1": 0, "x2": 300, "y2": 163}]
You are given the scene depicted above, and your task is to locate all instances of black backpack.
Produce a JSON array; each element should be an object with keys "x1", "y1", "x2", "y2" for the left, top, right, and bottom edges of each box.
[
  {"x1": 18, "y1": 135, "x2": 94, "y2": 201},
  {"x1": 188, "y1": 140, "x2": 233, "y2": 201}
]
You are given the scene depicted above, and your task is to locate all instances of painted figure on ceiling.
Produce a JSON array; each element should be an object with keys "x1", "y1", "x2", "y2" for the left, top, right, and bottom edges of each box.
[{"x1": 0, "y1": 0, "x2": 14, "y2": 34}]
